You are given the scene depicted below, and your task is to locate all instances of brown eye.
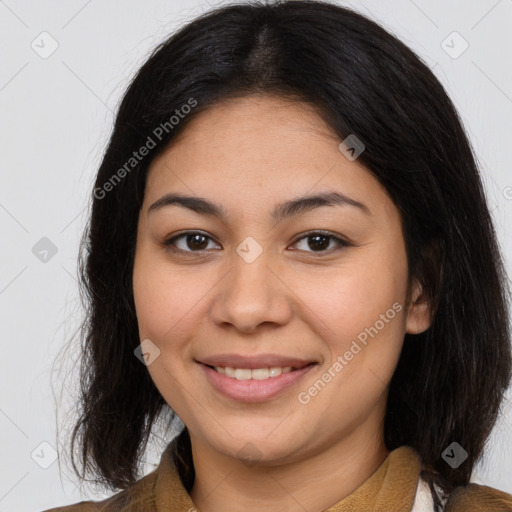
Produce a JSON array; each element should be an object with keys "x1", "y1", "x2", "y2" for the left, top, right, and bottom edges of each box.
[
  {"x1": 291, "y1": 231, "x2": 350, "y2": 255},
  {"x1": 184, "y1": 233, "x2": 209, "y2": 250},
  {"x1": 163, "y1": 232, "x2": 219, "y2": 253},
  {"x1": 306, "y1": 234, "x2": 331, "y2": 251}
]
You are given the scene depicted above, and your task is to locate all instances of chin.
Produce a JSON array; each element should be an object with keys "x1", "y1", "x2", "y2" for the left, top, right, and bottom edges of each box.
[{"x1": 199, "y1": 427, "x2": 308, "y2": 467}]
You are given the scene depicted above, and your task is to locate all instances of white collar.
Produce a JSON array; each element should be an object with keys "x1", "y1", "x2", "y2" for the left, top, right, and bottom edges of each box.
[{"x1": 411, "y1": 477, "x2": 449, "y2": 512}]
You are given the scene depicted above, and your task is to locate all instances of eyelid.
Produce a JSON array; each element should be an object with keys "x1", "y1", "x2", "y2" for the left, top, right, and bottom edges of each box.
[
  {"x1": 163, "y1": 230, "x2": 221, "y2": 253},
  {"x1": 290, "y1": 229, "x2": 350, "y2": 246},
  {"x1": 163, "y1": 229, "x2": 351, "y2": 255}
]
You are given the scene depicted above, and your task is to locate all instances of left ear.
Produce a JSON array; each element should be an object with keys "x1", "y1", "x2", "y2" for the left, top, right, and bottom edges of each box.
[{"x1": 405, "y1": 279, "x2": 432, "y2": 334}]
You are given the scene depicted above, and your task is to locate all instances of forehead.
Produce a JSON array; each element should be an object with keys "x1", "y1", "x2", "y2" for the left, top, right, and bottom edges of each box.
[{"x1": 143, "y1": 95, "x2": 394, "y2": 221}]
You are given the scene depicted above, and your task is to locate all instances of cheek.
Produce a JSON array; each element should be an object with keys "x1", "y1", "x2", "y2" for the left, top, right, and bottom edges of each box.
[
  {"x1": 297, "y1": 261, "x2": 406, "y2": 340},
  {"x1": 132, "y1": 252, "x2": 201, "y2": 420},
  {"x1": 292, "y1": 246, "x2": 408, "y2": 375},
  {"x1": 132, "y1": 248, "x2": 208, "y2": 342}
]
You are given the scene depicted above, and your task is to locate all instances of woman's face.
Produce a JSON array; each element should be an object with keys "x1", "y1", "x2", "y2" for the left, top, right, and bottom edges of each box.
[{"x1": 133, "y1": 95, "x2": 430, "y2": 466}]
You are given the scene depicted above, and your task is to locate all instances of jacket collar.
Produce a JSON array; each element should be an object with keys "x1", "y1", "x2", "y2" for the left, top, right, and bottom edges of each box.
[{"x1": 153, "y1": 443, "x2": 422, "y2": 511}]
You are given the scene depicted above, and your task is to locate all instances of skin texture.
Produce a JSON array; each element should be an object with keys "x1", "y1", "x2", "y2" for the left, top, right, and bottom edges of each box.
[{"x1": 132, "y1": 94, "x2": 432, "y2": 512}]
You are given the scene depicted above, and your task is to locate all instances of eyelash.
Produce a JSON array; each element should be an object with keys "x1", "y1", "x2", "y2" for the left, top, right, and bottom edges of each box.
[{"x1": 162, "y1": 230, "x2": 351, "y2": 256}]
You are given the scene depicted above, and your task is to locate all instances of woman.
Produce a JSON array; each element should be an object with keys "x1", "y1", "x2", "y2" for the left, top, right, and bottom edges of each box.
[{"x1": 43, "y1": 1, "x2": 512, "y2": 511}]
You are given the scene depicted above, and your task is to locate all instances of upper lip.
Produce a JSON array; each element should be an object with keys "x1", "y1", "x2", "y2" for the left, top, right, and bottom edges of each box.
[{"x1": 197, "y1": 354, "x2": 316, "y2": 369}]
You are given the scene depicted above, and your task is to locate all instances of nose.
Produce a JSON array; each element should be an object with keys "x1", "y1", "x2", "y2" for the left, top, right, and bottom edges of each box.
[{"x1": 210, "y1": 246, "x2": 293, "y2": 334}]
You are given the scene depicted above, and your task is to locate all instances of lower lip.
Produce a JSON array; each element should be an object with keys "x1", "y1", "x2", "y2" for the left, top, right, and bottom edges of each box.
[{"x1": 200, "y1": 363, "x2": 316, "y2": 403}]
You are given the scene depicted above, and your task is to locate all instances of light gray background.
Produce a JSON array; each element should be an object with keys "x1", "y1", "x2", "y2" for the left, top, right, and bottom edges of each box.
[{"x1": 0, "y1": 0, "x2": 511, "y2": 510}]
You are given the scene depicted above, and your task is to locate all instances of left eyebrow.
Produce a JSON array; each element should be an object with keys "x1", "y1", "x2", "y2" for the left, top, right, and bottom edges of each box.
[
  {"x1": 147, "y1": 190, "x2": 371, "y2": 221},
  {"x1": 272, "y1": 191, "x2": 371, "y2": 222}
]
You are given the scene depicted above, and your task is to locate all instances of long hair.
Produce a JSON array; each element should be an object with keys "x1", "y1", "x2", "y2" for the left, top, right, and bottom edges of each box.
[{"x1": 65, "y1": 2, "x2": 512, "y2": 510}]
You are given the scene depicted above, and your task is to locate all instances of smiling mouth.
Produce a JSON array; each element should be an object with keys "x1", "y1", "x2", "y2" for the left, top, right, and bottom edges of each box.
[
  {"x1": 204, "y1": 363, "x2": 315, "y2": 381},
  {"x1": 198, "y1": 359, "x2": 317, "y2": 402}
]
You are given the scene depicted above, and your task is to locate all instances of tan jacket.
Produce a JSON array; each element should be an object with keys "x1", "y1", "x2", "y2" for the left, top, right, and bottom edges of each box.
[{"x1": 42, "y1": 445, "x2": 512, "y2": 511}]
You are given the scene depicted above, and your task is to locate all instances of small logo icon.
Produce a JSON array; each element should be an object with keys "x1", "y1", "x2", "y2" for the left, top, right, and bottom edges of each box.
[
  {"x1": 441, "y1": 32, "x2": 469, "y2": 59},
  {"x1": 339, "y1": 134, "x2": 365, "y2": 161},
  {"x1": 31, "y1": 441, "x2": 58, "y2": 469},
  {"x1": 442, "y1": 441, "x2": 468, "y2": 468},
  {"x1": 236, "y1": 237, "x2": 263, "y2": 263},
  {"x1": 31, "y1": 31, "x2": 59, "y2": 59},
  {"x1": 237, "y1": 442, "x2": 263, "y2": 467},
  {"x1": 32, "y1": 237, "x2": 58, "y2": 263},
  {"x1": 134, "y1": 338, "x2": 161, "y2": 366}
]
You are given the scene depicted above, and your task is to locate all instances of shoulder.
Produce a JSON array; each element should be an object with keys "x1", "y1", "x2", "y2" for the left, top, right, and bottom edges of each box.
[
  {"x1": 444, "y1": 483, "x2": 512, "y2": 511},
  {"x1": 41, "y1": 500, "x2": 103, "y2": 512},
  {"x1": 39, "y1": 468, "x2": 158, "y2": 512}
]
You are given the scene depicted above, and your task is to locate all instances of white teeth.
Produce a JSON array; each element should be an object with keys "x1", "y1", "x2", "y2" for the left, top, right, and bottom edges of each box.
[
  {"x1": 214, "y1": 366, "x2": 293, "y2": 380},
  {"x1": 252, "y1": 368, "x2": 270, "y2": 380},
  {"x1": 269, "y1": 367, "x2": 282, "y2": 377},
  {"x1": 224, "y1": 367, "x2": 236, "y2": 378},
  {"x1": 234, "y1": 368, "x2": 252, "y2": 380}
]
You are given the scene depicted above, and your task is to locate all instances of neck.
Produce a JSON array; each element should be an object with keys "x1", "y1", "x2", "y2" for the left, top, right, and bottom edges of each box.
[{"x1": 189, "y1": 419, "x2": 389, "y2": 512}]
